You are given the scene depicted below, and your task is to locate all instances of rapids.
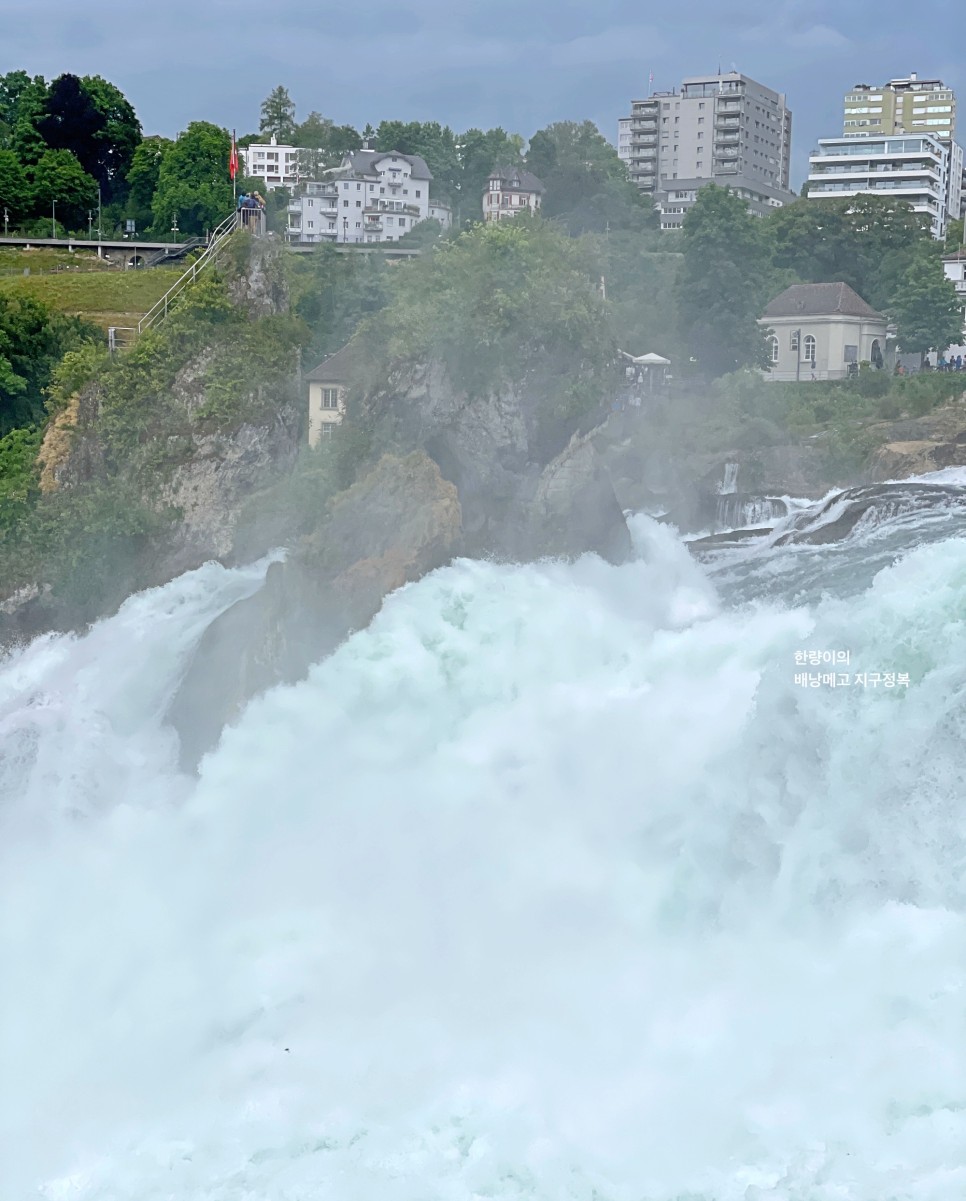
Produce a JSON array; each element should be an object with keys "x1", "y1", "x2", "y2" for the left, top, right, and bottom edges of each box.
[{"x1": 3, "y1": 493, "x2": 966, "y2": 1200}]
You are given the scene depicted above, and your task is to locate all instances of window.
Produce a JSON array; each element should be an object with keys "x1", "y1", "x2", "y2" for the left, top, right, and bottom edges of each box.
[
  {"x1": 415, "y1": 189, "x2": 421, "y2": 198},
  {"x1": 320, "y1": 387, "x2": 340, "y2": 409},
  {"x1": 768, "y1": 334, "x2": 779, "y2": 364},
  {"x1": 319, "y1": 423, "x2": 334, "y2": 439},
  {"x1": 356, "y1": 200, "x2": 361, "y2": 207},
  {"x1": 343, "y1": 199, "x2": 349, "y2": 207},
  {"x1": 844, "y1": 345, "x2": 858, "y2": 363},
  {"x1": 803, "y1": 334, "x2": 817, "y2": 362}
]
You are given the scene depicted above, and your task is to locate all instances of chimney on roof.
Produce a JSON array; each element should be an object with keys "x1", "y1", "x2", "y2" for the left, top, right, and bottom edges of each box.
[{"x1": 910, "y1": 72, "x2": 918, "y2": 81}]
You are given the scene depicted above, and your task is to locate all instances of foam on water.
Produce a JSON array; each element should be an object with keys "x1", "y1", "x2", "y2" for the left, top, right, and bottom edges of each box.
[{"x1": 3, "y1": 519, "x2": 966, "y2": 1200}]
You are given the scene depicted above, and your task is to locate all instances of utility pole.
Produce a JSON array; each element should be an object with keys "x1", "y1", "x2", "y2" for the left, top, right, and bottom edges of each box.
[
  {"x1": 88, "y1": 210, "x2": 93, "y2": 239},
  {"x1": 794, "y1": 329, "x2": 801, "y2": 383},
  {"x1": 171, "y1": 214, "x2": 179, "y2": 244},
  {"x1": 51, "y1": 199, "x2": 56, "y2": 239},
  {"x1": 3, "y1": 208, "x2": 8, "y2": 236},
  {"x1": 97, "y1": 185, "x2": 102, "y2": 239}
]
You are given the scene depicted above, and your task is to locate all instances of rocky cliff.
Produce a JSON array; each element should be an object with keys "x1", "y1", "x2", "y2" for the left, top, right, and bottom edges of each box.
[
  {"x1": 168, "y1": 359, "x2": 632, "y2": 766},
  {"x1": 0, "y1": 235, "x2": 301, "y2": 643}
]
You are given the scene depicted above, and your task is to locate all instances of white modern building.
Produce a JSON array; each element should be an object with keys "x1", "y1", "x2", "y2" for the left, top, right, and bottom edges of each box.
[
  {"x1": 286, "y1": 149, "x2": 450, "y2": 244},
  {"x1": 240, "y1": 136, "x2": 302, "y2": 191},
  {"x1": 806, "y1": 133, "x2": 950, "y2": 239},
  {"x1": 622, "y1": 71, "x2": 796, "y2": 228}
]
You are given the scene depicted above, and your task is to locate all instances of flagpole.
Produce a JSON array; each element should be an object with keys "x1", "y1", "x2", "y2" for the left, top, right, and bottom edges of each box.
[{"x1": 232, "y1": 129, "x2": 237, "y2": 202}]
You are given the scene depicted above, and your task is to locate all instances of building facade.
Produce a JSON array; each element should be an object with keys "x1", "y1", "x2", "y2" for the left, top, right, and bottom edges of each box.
[
  {"x1": 841, "y1": 74, "x2": 964, "y2": 220},
  {"x1": 623, "y1": 71, "x2": 795, "y2": 227},
  {"x1": 759, "y1": 282, "x2": 892, "y2": 382},
  {"x1": 240, "y1": 137, "x2": 302, "y2": 191},
  {"x1": 286, "y1": 149, "x2": 448, "y2": 245},
  {"x1": 483, "y1": 167, "x2": 544, "y2": 221},
  {"x1": 617, "y1": 117, "x2": 633, "y2": 165},
  {"x1": 941, "y1": 250, "x2": 966, "y2": 358},
  {"x1": 806, "y1": 133, "x2": 950, "y2": 239},
  {"x1": 843, "y1": 74, "x2": 956, "y2": 141},
  {"x1": 305, "y1": 344, "x2": 354, "y2": 446}
]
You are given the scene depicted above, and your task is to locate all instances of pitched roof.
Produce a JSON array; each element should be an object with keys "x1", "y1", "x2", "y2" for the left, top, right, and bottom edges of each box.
[
  {"x1": 339, "y1": 149, "x2": 433, "y2": 181},
  {"x1": 305, "y1": 342, "x2": 357, "y2": 383},
  {"x1": 487, "y1": 165, "x2": 545, "y2": 194},
  {"x1": 761, "y1": 282, "x2": 884, "y2": 321}
]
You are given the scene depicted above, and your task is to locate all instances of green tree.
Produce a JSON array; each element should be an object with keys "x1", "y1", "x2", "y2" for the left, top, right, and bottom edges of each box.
[
  {"x1": 79, "y1": 74, "x2": 142, "y2": 201},
  {"x1": 944, "y1": 216, "x2": 964, "y2": 252},
  {"x1": 455, "y1": 126, "x2": 523, "y2": 222},
  {"x1": 151, "y1": 121, "x2": 233, "y2": 236},
  {"x1": 0, "y1": 293, "x2": 98, "y2": 433},
  {"x1": 259, "y1": 85, "x2": 297, "y2": 143},
  {"x1": 0, "y1": 69, "x2": 31, "y2": 147},
  {"x1": 524, "y1": 120, "x2": 654, "y2": 235},
  {"x1": 125, "y1": 135, "x2": 173, "y2": 230},
  {"x1": 890, "y1": 253, "x2": 963, "y2": 360},
  {"x1": 328, "y1": 124, "x2": 362, "y2": 159},
  {"x1": 295, "y1": 111, "x2": 333, "y2": 151},
  {"x1": 30, "y1": 148, "x2": 98, "y2": 228},
  {"x1": 0, "y1": 149, "x2": 30, "y2": 221},
  {"x1": 763, "y1": 195, "x2": 931, "y2": 313},
  {"x1": 364, "y1": 214, "x2": 611, "y2": 423},
  {"x1": 677, "y1": 184, "x2": 771, "y2": 376},
  {"x1": 9, "y1": 75, "x2": 49, "y2": 167}
]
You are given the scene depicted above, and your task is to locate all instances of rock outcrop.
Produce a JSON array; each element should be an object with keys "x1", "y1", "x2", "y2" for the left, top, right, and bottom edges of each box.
[
  {"x1": 167, "y1": 361, "x2": 633, "y2": 767},
  {"x1": 168, "y1": 451, "x2": 462, "y2": 768},
  {"x1": 864, "y1": 406, "x2": 966, "y2": 481}
]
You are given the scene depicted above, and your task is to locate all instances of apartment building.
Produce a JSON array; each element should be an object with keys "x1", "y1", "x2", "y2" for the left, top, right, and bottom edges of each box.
[
  {"x1": 240, "y1": 136, "x2": 301, "y2": 190},
  {"x1": 806, "y1": 133, "x2": 951, "y2": 240},
  {"x1": 844, "y1": 74, "x2": 956, "y2": 141},
  {"x1": 286, "y1": 149, "x2": 450, "y2": 244},
  {"x1": 842, "y1": 73, "x2": 964, "y2": 220},
  {"x1": 617, "y1": 117, "x2": 632, "y2": 165},
  {"x1": 623, "y1": 70, "x2": 795, "y2": 227}
]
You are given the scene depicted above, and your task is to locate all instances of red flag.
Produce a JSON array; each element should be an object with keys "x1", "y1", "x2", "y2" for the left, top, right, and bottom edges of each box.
[{"x1": 229, "y1": 131, "x2": 239, "y2": 181}]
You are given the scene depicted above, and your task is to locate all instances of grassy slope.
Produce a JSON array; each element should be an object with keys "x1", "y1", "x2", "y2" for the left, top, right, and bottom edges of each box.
[{"x1": 0, "y1": 249, "x2": 181, "y2": 331}]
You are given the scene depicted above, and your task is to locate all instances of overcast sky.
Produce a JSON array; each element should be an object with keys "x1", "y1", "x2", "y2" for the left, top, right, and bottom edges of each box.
[{"x1": 5, "y1": 0, "x2": 963, "y2": 188}]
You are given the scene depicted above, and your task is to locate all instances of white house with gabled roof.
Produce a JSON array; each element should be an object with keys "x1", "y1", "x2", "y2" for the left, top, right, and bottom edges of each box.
[{"x1": 286, "y1": 148, "x2": 451, "y2": 244}]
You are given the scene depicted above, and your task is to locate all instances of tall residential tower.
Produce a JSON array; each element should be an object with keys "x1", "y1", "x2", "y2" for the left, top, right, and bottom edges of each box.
[
  {"x1": 623, "y1": 70, "x2": 795, "y2": 229},
  {"x1": 843, "y1": 74, "x2": 956, "y2": 141}
]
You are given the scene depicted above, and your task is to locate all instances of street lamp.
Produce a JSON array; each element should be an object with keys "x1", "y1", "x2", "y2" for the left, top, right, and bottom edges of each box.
[
  {"x1": 171, "y1": 214, "x2": 179, "y2": 245},
  {"x1": 88, "y1": 210, "x2": 94, "y2": 239},
  {"x1": 51, "y1": 200, "x2": 56, "y2": 239},
  {"x1": 794, "y1": 328, "x2": 801, "y2": 383},
  {"x1": 343, "y1": 216, "x2": 348, "y2": 243},
  {"x1": 3, "y1": 208, "x2": 8, "y2": 237}
]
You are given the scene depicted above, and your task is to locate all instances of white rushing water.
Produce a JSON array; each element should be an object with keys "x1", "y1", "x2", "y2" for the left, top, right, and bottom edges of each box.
[{"x1": 3, "y1": 513, "x2": 966, "y2": 1200}]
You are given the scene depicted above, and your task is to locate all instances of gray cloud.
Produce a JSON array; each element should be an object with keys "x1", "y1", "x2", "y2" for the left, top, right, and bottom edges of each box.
[{"x1": 4, "y1": 0, "x2": 961, "y2": 190}]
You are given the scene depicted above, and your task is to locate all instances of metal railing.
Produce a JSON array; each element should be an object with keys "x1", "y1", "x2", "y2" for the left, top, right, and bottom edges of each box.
[{"x1": 136, "y1": 210, "x2": 239, "y2": 336}]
